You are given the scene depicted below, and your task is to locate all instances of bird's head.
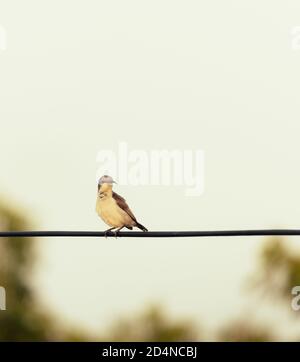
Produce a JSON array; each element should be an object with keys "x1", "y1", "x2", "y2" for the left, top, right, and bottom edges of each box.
[{"x1": 98, "y1": 175, "x2": 117, "y2": 192}]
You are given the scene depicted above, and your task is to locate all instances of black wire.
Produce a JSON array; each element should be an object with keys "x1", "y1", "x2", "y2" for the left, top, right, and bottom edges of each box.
[{"x1": 0, "y1": 230, "x2": 299, "y2": 238}]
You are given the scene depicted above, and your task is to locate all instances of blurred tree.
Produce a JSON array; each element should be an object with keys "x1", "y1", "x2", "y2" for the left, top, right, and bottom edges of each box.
[
  {"x1": 217, "y1": 319, "x2": 274, "y2": 342},
  {"x1": 0, "y1": 202, "x2": 86, "y2": 341},
  {"x1": 217, "y1": 237, "x2": 300, "y2": 342},
  {"x1": 251, "y1": 237, "x2": 300, "y2": 301},
  {"x1": 102, "y1": 305, "x2": 198, "y2": 342}
]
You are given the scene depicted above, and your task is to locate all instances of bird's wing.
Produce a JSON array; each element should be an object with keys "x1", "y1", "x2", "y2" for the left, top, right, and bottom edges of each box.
[{"x1": 112, "y1": 192, "x2": 137, "y2": 222}]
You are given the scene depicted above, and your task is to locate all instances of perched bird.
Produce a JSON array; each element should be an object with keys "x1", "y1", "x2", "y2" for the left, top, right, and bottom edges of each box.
[{"x1": 96, "y1": 175, "x2": 148, "y2": 236}]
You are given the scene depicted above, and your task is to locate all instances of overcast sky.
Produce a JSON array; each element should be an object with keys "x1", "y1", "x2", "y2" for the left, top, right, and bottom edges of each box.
[{"x1": 0, "y1": 0, "x2": 300, "y2": 336}]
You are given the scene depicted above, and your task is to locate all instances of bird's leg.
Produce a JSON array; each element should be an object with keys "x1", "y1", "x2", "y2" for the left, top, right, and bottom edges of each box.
[
  {"x1": 114, "y1": 226, "x2": 125, "y2": 238},
  {"x1": 104, "y1": 227, "x2": 116, "y2": 238}
]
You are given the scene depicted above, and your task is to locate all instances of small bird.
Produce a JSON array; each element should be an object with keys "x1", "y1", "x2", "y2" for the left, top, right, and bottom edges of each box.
[{"x1": 96, "y1": 175, "x2": 148, "y2": 236}]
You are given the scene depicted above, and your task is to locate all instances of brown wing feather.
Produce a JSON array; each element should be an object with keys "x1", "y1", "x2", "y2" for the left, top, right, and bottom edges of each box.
[{"x1": 112, "y1": 192, "x2": 137, "y2": 222}]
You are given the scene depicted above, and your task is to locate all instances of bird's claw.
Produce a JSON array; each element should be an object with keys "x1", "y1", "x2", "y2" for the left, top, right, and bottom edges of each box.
[{"x1": 104, "y1": 229, "x2": 114, "y2": 238}]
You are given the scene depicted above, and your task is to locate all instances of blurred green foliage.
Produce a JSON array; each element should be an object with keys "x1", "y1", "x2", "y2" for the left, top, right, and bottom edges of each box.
[
  {"x1": 253, "y1": 237, "x2": 300, "y2": 299},
  {"x1": 217, "y1": 319, "x2": 274, "y2": 342},
  {"x1": 218, "y1": 237, "x2": 300, "y2": 342},
  {"x1": 0, "y1": 202, "x2": 85, "y2": 341},
  {"x1": 103, "y1": 305, "x2": 197, "y2": 342},
  {"x1": 0, "y1": 203, "x2": 51, "y2": 340}
]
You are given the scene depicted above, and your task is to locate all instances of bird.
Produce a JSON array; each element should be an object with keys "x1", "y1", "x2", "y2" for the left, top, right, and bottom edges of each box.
[{"x1": 96, "y1": 175, "x2": 148, "y2": 237}]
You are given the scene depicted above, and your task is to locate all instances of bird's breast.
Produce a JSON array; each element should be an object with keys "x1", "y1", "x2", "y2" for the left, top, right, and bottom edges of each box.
[{"x1": 96, "y1": 196, "x2": 128, "y2": 227}]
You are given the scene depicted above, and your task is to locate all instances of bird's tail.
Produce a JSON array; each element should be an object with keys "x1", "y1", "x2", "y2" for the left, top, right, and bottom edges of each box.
[{"x1": 135, "y1": 222, "x2": 148, "y2": 232}]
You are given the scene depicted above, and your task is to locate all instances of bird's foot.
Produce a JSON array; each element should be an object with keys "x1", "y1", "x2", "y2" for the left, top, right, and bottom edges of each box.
[
  {"x1": 104, "y1": 228, "x2": 115, "y2": 238},
  {"x1": 114, "y1": 226, "x2": 125, "y2": 238}
]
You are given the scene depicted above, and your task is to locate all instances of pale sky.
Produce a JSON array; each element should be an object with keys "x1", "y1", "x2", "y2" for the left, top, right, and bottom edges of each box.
[{"x1": 1, "y1": 0, "x2": 300, "y2": 338}]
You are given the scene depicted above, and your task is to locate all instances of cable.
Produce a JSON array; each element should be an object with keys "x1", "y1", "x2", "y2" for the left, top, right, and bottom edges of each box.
[{"x1": 0, "y1": 230, "x2": 299, "y2": 238}]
